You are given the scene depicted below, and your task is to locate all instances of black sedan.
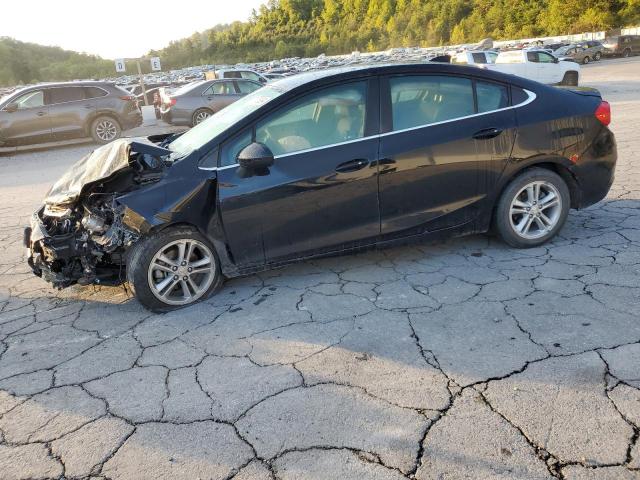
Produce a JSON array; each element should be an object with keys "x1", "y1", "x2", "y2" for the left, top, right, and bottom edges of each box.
[{"x1": 25, "y1": 63, "x2": 616, "y2": 311}]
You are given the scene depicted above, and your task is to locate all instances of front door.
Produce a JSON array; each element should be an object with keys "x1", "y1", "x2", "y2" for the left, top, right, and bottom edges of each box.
[
  {"x1": 216, "y1": 79, "x2": 380, "y2": 268},
  {"x1": 0, "y1": 90, "x2": 51, "y2": 146}
]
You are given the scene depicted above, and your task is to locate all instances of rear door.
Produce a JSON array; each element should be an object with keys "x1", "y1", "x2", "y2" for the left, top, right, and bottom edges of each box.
[
  {"x1": 0, "y1": 89, "x2": 51, "y2": 145},
  {"x1": 46, "y1": 86, "x2": 94, "y2": 140},
  {"x1": 215, "y1": 79, "x2": 381, "y2": 267},
  {"x1": 377, "y1": 74, "x2": 517, "y2": 236},
  {"x1": 203, "y1": 81, "x2": 239, "y2": 111}
]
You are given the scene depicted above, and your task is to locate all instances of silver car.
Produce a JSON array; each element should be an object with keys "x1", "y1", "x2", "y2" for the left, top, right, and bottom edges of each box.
[{"x1": 160, "y1": 79, "x2": 262, "y2": 127}]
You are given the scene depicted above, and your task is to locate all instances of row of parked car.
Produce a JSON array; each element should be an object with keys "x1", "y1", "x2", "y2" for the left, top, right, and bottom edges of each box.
[{"x1": 1, "y1": 35, "x2": 638, "y2": 148}]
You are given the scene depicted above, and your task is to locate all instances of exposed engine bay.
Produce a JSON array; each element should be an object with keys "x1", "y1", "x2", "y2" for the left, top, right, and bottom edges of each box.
[{"x1": 25, "y1": 137, "x2": 173, "y2": 288}]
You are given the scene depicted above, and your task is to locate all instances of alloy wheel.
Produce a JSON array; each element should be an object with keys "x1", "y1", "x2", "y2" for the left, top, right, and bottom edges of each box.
[
  {"x1": 509, "y1": 181, "x2": 562, "y2": 240},
  {"x1": 95, "y1": 120, "x2": 118, "y2": 142},
  {"x1": 147, "y1": 239, "x2": 216, "y2": 306},
  {"x1": 194, "y1": 111, "x2": 211, "y2": 125}
]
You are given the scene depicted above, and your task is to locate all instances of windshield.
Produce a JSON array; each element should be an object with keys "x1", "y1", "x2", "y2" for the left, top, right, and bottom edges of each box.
[
  {"x1": 555, "y1": 46, "x2": 572, "y2": 55},
  {"x1": 168, "y1": 85, "x2": 285, "y2": 160}
]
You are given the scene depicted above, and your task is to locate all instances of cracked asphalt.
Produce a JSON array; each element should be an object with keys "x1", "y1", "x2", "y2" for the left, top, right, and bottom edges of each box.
[{"x1": 0, "y1": 58, "x2": 639, "y2": 480}]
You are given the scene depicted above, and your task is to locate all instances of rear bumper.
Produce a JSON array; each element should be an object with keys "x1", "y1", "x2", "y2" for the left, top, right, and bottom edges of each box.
[
  {"x1": 122, "y1": 111, "x2": 143, "y2": 130},
  {"x1": 572, "y1": 127, "x2": 617, "y2": 209},
  {"x1": 160, "y1": 107, "x2": 192, "y2": 126}
]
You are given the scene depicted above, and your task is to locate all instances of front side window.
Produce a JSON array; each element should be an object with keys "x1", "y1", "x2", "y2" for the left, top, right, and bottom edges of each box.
[
  {"x1": 220, "y1": 129, "x2": 252, "y2": 167},
  {"x1": 47, "y1": 87, "x2": 85, "y2": 104},
  {"x1": 256, "y1": 82, "x2": 367, "y2": 156},
  {"x1": 236, "y1": 81, "x2": 261, "y2": 94},
  {"x1": 538, "y1": 52, "x2": 557, "y2": 63},
  {"x1": 390, "y1": 76, "x2": 474, "y2": 131},
  {"x1": 13, "y1": 90, "x2": 44, "y2": 109}
]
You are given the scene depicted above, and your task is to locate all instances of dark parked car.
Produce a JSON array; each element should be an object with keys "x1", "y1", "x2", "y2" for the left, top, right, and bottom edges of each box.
[
  {"x1": 160, "y1": 79, "x2": 262, "y2": 126},
  {"x1": 602, "y1": 35, "x2": 640, "y2": 57},
  {"x1": 0, "y1": 82, "x2": 142, "y2": 146},
  {"x1": 25, "y1": 63, "x2": 616, "y2": 311}
]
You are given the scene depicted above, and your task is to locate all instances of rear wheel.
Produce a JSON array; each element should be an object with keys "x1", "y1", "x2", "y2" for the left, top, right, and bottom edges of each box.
[
  {"x1": 582, "y1": 56, "x2": 590, "y2": 64},
  {"x1": 126, "y1": 226, "x2": 223, "y2": 312},
  {"x1": 623, "y1": 48, "x2": 631, "y2": 58},
  {"x1": 91, "y1": 116, "x2": 121, "y2": 144},
  {"x1": 594, "y1": 51, "x2": 602, "y2": 61},
  {"x1": 192, "y1": 108, "x2": 213, "y2": 126},
  {"x1": 495, "y1": 168, "x2": 570, "y2": 248},
  {"x1": 561, "y1": 71, "x2": 579, "y2": 86}
]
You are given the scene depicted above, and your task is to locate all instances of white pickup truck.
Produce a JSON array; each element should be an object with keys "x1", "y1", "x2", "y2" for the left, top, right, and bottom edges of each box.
[
  {"x1": 452, "y1": 50, "x2": 498, "y2": 65},
  {"x1": 478, "y1": 49, "x2": 580, "y2": 86}
]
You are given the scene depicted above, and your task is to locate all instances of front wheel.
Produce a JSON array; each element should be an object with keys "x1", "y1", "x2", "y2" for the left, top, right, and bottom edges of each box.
[
  {"x1": 126, "y1": 226, "x2": 223, "y2": 312},
  {"x1": 594, "y1": 51, "x2": 602, "y2": 61},
  {"x1": 494, "y1": 168, "x2": 570, "y2": 248},
  {"x1": 582, "y1": 56, "x2": 590, "y2": 64}
]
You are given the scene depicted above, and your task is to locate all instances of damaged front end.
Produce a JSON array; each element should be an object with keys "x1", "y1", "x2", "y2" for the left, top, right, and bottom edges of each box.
[{"x1": 25, "y1": 137, "x2": 171, "y2": 288}]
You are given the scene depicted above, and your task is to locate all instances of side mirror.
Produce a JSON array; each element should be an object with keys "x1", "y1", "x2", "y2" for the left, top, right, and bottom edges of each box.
[
  {"x1": 4, "y1": 103, "x2": 18, "y2": 113},
  {"x1": 237, "y1": 142, "x2": 274, "y2": 170}
]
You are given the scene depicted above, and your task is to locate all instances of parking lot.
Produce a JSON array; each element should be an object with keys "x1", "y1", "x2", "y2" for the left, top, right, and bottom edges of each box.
[{"x1": 0, "y1": 57, "x2": 639, "y2": 480}]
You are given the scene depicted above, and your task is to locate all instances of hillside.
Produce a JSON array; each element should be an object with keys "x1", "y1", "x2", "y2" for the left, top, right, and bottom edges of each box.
[
  {"x1": 151, "y1": 0, "x2": 640, "y2": 68},
  {"x1": 0, "y1": 37, "x2": 112, "y2": 87}
]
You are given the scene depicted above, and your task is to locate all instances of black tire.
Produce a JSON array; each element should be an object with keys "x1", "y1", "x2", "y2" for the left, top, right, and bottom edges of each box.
[
  {"x1": 192, "y1": 108, "x2": 213, "y2": 127},
  {"x1": 594, "y1": 51, "x2": 602, "y2": 61},
  {"x1": 126, "y1": 226, "x2": 224, "y2": 312},
  {"x1": 582, "y1": 56, "x2": 590, "y2": 64},
  {"x1": 494, "y1": 168, "x2": 570, "y2": 248},
  {"x1": 623, "y1": 48, "x2": 631, "y2": 58},
  {"x1": 561, "y1": 71, "x2": 579, "y2": 86},
  {"x1": 91, "y1": 116, "x2": 122, "y2": 144}
]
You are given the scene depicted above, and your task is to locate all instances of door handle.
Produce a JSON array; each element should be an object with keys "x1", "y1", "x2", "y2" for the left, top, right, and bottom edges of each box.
[
  {"x1": 36, "y1": 111, "x2": 47, "y2": 117},
  {"x1": 473, "y1": 128, "x2": 503, "y2": 140},
  {"x1": 335, "y1": 159, "x2": 369, "y2": 173}
]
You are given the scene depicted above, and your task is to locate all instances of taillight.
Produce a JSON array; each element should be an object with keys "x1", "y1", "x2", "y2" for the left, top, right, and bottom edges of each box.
[
  {"x1": 169, "y1": 98, "x2": 177, "y2": 106},
  {"x1": 595, "y1": 100, "x2": 611, "y2": 126}
]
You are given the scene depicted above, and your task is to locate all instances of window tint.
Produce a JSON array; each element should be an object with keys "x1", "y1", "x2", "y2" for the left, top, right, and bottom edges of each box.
[
  {"x1": 538, "y1": 52, "x2": 556, "y2": 63},
  {"x1": 236, "y1": 81, "x2": 261, "y2": 94},
  {"x1": 476, "y1": 81, "x2": 509, "y2": 113},
  {"x1": 220, "y1": 129, "x2": 252, "y2": 166},
  {"x1": 390, "y1": 76, "x2": 474, "y2": 131},
  {"x1": 511, "y1": 87, "x2": 529, "y2": 105},
  {"x1": 472, "y1": 52, "x2": 486, "y2": 63},
  {"x1": 240, "y1": 71, "x2": 261, "y2": 82},
  {"x1": 13, "y1": 90, "x2": 44, "y2": 109},
  {"x1": 256, "y1": 82, "x2": 366, "y2": 156},
  {"x1": 48, "y1": 87, "x2": 85, "y2": 104},
  {"x1": 84, "y1": 86, "x2": 108, "y2": 99},
  {"x1": 207, "y1": 81, "x2": 236, "y2": 95}
]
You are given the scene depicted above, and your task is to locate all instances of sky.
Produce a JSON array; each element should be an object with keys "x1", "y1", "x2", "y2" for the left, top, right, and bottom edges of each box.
[{"x1": 3, "y1": 0, "x2": 267, "y2": 59}]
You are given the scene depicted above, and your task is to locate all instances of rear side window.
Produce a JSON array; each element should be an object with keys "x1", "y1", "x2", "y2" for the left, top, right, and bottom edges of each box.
[
  {"x1": 84, "y1": 87, "x2": 108, "y2": 99},
  {"x1": 471, "y1": 52, "x2": 487, "y2": 63},
  {"x1": 240, "y1": 71, "x2": 262, "y2": 82},
  {"x1": 47, "y1": 87, "x2": 85, "y2": 104},
  {"x1": 390, "y1": 76, "x2": 474, "y2": 131},
  {"x1": 236, "y1": 81, "x2": 261, "y2": 94},
  {"x1": 511, "y1": 87, "x2": 529, "y2": 105},
  {"x1": 476, "y1": 81, "x2": 509, "y2": 113}
]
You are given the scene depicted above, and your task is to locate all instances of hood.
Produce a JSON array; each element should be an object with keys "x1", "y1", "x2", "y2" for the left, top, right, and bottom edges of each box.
[
  {"x1": 44, "y1": 139, "x2": 132, "y2": 207},
  {"x1": 44, "y1": 138, "x2": 171, "y2": 207}
]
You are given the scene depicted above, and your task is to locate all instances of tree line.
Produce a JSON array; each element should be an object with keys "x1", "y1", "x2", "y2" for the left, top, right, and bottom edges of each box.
[
  {"x1": 150, "y1": 0, "x2": 639, "y2": 68},
  {"x1": 2, "y1": 0, "x2": 639, "y2": 86}
]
